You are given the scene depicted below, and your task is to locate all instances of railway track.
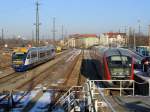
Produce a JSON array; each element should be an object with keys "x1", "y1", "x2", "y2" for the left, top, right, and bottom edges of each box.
[
  {"x1": 16, "y1": 50, "x2": 79, "y2": 90},
  {"x1": 37, "y1": 49, "x2": 83, "y2": 89},
  {"x1": 0, "y1": 50, "x2": 66, "y2": 80},
  {"x1": 63, "y1": 51, "x2": 82, "y2": 86},
  {"x1": 49, "y1": 50, "x2": 93, "y2": 111},
  {"x1": 0, "y1": 66, "x2": 11, "y2": 71},
  {"x1": 42, "y1": 50, "x2": 82, "y2": 110},
  {"x1": 0, "y1": 72, "x2": 22, "y2": 84},
  {"x1": 21, "y1": 49, "x2": 82, "y2": 111},
  {"x1": 0, "y1": 50, "x2": 73, "y2": 92},
  {"x1": 0, "y1": 50, "x2": 77, "y2": 111},
  {"x1": 0, "y1": 50, "x2": 72, "y2": 108}
]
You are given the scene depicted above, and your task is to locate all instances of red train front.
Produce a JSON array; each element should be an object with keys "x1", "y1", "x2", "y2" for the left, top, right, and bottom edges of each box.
[{"x1": 92, "y1": 46, "x2": 134, "y2": 86}]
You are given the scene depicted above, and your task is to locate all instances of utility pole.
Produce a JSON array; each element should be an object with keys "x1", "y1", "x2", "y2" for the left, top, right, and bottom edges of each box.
[
  {"x1": 32, "y1": 30, "x2": 34, "y2": 46},
  {"x1": 128, "y1": 27, "x2": 132, "y2": 48},
  {"x1": 35, "y1": 1, "x2": 41, "y2": 47},
  {"x1": 133, "y1": 29, "x2": 136, "y2": 49},
  {"x1": 1, "y1": 28, "x2": 4, "y2": 44},
  {"x1": 124, "y1": 26, "x2": 127, "y2": 33},
  {"x1": 123, "y1": 26, "x2": 128, "y2": 47},
  {"x1": 137, "y1": 20, "x2": 141, "y2": 46},
  {"x1": 118, "y1": 28, "x2": 120, "y2": 33},
  {"x1": 65, "y1": 30, "x2": 68, "y2": 39},
  {"x1": 148, "y1": 25, "x2": 150, "y2": 48},
  {"x1": 52, "y1": 17, "x2": 56, "y2": 45},
  {"x1": 61, "y1": 25, "x2": 64, "y2": 40},
  {"x1": 138, "y1": 20, "x2": 141, "y2": 37},
  {"x1": 120, "y1": 26, "x2": 128, "y2": 47}
]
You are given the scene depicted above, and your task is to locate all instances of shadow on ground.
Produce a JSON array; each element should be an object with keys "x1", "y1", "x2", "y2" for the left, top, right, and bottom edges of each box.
[{"x1": 80, "y1": 59, "x2": 103, "y2": 80}]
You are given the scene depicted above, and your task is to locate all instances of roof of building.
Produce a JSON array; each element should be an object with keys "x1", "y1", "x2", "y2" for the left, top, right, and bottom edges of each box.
[
  {"x1": 69, "y1": 34, "x2": 98, "y2": 39},
  {"x1": 103, "y1": 32, "x2": 126, "y2": 38},
  {"x1": 79, "y1": 34, "x2": 97, "y2": 37}
]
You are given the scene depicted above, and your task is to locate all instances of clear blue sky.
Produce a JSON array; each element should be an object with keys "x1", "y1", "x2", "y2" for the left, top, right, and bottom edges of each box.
[{"x1": 0, "y1": 0, "x2": 150, "y2": 39}]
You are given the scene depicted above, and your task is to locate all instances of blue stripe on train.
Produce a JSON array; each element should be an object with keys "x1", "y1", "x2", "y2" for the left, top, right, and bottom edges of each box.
[
  {"x1": 12, "y1": 55, "x2": 55, "y2": 72},
  {"x1": 12, "y1": 64, "x2": 30, "y2": 72}
]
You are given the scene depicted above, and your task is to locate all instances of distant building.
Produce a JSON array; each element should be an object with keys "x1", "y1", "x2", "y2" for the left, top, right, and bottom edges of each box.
[
  {"x1": 100, "y1": 32, "x2": 126, "y2": 47},
  {"x1": 68, "y1": 34, "x2": 99, "y2": 48},
  {"x1": 68, "y1": 37, "x2": 76, "y2": 48}
]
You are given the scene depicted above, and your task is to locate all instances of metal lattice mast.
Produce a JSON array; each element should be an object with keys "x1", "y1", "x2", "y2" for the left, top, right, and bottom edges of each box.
[
  {"x1": 1, "y1": 28, "x2": 4, "y2": 44},
  {"x1": 61, "y1": 25, "x2": 64, "y2": 40},
  {"x1": 138, "y1": 20, "x2": 141, "y2": 37},
  {"x1": 124, "y1": 26, "x2": 127, "y2": 47},
  {"x1": 128, "y1": 27, "x2": 132, "y2": 48},
  {"x1": 148, "y1": 25, "x2": 150, "y2": 48},
  {"x1": 133, "y1": 29, "x2": 136, "y2": 49},
  {"x1": 32, "y1": 30, "x2": 34, "y2": 46},
  {"x1": 35, "y1": 1, "x2": 40, "y2": 47},
  {"x1": 52, "y1": 17, "x2": 56, "y2": 45}
]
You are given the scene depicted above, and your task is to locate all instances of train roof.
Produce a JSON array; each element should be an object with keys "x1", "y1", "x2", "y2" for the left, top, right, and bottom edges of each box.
[
  {"x1": 98, "y1": 47, "x2": 133, "y2": 57},
  {"x1": 128, "y1": 49, "x2": 144, "y2": 61},
  {"x1": 13, "y1": 45, "x2": 55, "y2": 53},
  {"x1": 29, "y1": 45, "x2": 55, "y2": 51},
  {"x1": 13, "y1": 47, "x2": 28, "y2": 53}
]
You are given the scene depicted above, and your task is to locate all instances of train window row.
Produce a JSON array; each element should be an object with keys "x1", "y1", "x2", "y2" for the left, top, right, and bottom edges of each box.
[
  {"x1": 31, "y1": 52, "x2": 37, "y2": 58},
  {"x1": 39, "y1": 52, "x2": 46, "y2": 58},
  {"x1": 26, "y1": 50, "x2": 53, "y2": 59}
]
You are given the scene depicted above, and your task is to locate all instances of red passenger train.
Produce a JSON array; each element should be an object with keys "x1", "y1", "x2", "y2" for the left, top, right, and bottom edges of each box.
[{"x1": 91, "y1": 46, "x2": 134, "y2": 86}]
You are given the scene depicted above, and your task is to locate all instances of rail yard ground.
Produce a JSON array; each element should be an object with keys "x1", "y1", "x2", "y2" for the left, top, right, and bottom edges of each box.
[
  {"x1": 0, "y1": 49, "x2": 11, "y2": 70},
  {"x1": 0, "y1": 49, "x2": 150, "y2": 112}
]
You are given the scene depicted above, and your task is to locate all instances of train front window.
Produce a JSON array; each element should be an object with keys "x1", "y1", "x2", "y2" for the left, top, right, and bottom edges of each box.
[
  {"x1": 107, "y1": 56, "x2": 132, "y2": 77},
  {"x1": 12, "y1": 53, "x2": 27, "y2": 60},
  {"x1": 109, "y1": 56, "x2": 131, "y2": 66}
]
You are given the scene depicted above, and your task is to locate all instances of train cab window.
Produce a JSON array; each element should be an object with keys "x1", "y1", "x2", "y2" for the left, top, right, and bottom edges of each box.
[
  {"x1": 31, "y1": 52, "x2": 37, "y2": 58},
  {"x1": 12, "y1": 53, "x2": 27, "y2": 60},
  {"x1": 110, "y1": 56, "x2": 122, "y2": 65},
  {"x1": 107, "y1": 56, "x2": 132, "y2": 77},
  {"x1": 109, "y1": 56, "x2": 131, "y2": 66}
]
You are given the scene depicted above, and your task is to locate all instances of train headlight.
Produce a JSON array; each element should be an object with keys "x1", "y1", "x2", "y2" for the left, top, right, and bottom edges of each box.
[
  {"x1": 112, "y1": 72, "x2": 116, "y2": 76},
  {"x1": 13, "y1": 61, "x2": 23, "y2": 65},
  {"x1": 144, "y1": 61, "x2": 149, "y2": 65},
  {"x1": 126, "y1": 71, "x2": 129, "y2": 74},
  {"x1": 119, "y1": 72, "x2": 122, "y2": 75}
]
